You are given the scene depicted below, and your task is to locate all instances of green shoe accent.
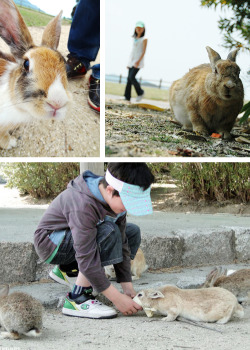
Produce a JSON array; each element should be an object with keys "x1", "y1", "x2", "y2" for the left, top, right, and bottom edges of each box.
[
  {"x1": 64, "y1": 299, "x2": 76, "y2": 310},
  {"x1": 53, "y1": 266, "x2": 65, "y2": 280}
]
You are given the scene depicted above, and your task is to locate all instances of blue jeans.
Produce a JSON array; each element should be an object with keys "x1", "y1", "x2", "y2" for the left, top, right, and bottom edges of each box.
[
  {"x1": 68, "y1": 0, "x2": 100, "y2": 78},
  {"x1": 50, "y1": 220, "x2": 141, "y2": 268}
]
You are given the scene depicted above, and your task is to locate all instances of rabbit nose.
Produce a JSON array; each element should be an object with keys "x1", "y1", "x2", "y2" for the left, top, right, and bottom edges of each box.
[
  {"x1": 224, "y1": 80, "x2": 236, "y2": 89},
  {"x1": 47, "y1": 102, "x2": 62, "y2": 110}
]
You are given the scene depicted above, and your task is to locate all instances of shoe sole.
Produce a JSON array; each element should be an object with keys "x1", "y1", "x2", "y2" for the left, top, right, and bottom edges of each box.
[
  {"x1": 88, "y1": 96, "x2": 100, "y2": 112},
  {"x1": 49, "y1": 270, "x2": 73, "y2": 287},
  {"x1": 62, "y1": 307, "x2": 117, "y2": 319}
]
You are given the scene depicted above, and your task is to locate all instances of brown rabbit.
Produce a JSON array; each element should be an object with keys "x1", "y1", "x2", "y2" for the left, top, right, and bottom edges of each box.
[
  {"x1": 133, "y1": 285, "x2": 244, "y2": 324},
  {"x1": 0, "y1": 0, "x2": 71, "y2": 149},
  {"x1": 105, "y1": 248, "x2": 148, "y2": 280},
  {"x1": 169, "y1": 46, "x2": 244, "y2": 140},
  {"x1": 0, "y1": 284, "x2": 43, "y2": 340},
  {"x1": 202, "y1": 267, "x2": 250, "y2": 303}
]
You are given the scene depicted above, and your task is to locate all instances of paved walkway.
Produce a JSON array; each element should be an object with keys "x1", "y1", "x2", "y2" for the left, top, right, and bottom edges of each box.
[{"x1": 105, "y1": 94, "x2": 170, "y2": 109}]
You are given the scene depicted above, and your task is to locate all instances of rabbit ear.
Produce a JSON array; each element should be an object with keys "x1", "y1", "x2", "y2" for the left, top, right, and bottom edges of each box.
[
  {"x1": 0, "y1": 0, "x2": 34, "y2": 59},
  {"x1": 0, "y1": 284, "x2": 9, "y2": 296},
  {"x1": 227, "y1": 48, "x2": 240, "y2": 62},
  {"x1": 206, "y1": 46, "x2": 221, "y2": 72},
  {"x1": 41, "y1": 11, "x2": 63, "y2": 50},
  {"x1": 148, "y1": 290, "x2": 165, "y2": 299}
]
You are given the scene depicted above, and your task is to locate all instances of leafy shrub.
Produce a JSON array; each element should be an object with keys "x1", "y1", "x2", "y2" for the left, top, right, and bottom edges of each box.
[
  {"x1": 1, "y1": 163, "x2": 80, "y2": 199},
  {"x1": 171, "y1": 163, "x2": 249, "y2": 202}
]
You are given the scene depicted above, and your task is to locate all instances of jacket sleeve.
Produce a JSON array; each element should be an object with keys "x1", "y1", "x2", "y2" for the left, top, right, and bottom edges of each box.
[
  {"x1": 113, "y1": 214, "x2": 132, "y2": 283},
  {"x1": 66, "y1": 204, "x2": 111, "y2": 293}
]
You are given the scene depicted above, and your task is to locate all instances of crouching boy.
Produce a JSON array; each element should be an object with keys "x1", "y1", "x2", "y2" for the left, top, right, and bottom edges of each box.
[{"x1": 34, "y1": 163, "x2": 154, "y2": 319}]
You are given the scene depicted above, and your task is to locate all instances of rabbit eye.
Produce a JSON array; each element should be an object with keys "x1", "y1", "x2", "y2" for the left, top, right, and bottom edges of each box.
[
  {"x1": 138, "y1": 293, "x2": 143, "y2": 297},
  {"x1": 214, "y1": 67, "x2": 218, "y2": 74},
  {"x1": 24, "y1": 59, "x2": 30, "y2": 72}
]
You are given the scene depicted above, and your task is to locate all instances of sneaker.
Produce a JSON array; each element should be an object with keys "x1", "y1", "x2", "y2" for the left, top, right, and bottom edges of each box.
[
  {"x1": 66, "y1": 54, "x2": 87, "y2": 79},
  {"x1": 88, "y1": 75, "x2": 100, "y2": 112},
  {"x1": 62, "y1": 293, "x2": 117, "y2": 319},
  {"x1": 136, "y1": 91, "x2": 145, "y2": 102},
  {"x1": 49, "y1": 265, "x2": 77, "y2": 288}
]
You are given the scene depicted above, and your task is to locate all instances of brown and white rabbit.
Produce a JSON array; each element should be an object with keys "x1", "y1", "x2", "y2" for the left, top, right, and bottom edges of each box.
[
  {"x1": 133, "y1": 285, "x2": 244, "y2": 324},
  {"x1": 0, "y1": 284, "x2": 43, "y2": 340},
  {"x1": 169, "y1": 46, "x2": 244, "y2": 140},
  {"x1": 105, "y1": 248, "x2": 148, "y2": 281},
  {"x1": 0, "y1": 0, "x2": 71, "y2": 149},
  {"x1": 202, "y1": 267, "x2": 250, "y2": 303}
]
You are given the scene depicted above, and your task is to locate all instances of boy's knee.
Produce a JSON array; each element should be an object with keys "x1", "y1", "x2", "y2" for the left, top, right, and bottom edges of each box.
[{"x1": 97, "y1": 221, "x2": 122, "y2": 247}]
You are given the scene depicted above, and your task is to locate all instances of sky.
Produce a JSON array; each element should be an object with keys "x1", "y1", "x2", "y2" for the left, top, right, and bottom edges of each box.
[
  {"x1": 106, "y1": 0, "x2": 250, "y2": 99},
  {"x1": 30, "y1": 0, "x2": 77, "y2": 18}
]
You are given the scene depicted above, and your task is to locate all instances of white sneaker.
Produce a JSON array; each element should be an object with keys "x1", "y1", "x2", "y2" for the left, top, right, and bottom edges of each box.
[
  {"x1": 49, "y1": 266, "x2": 77, "y2": 288},
  {"x1": 136, "y1": 92, "x2": 145, "y2": 102},
  {"x1": 62, "y1": 294, "x2": 117, "y2": 319}
]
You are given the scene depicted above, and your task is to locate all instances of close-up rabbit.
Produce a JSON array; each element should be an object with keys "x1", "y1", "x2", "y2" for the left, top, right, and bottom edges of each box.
[
  {"x1": 202, "y1": 267, "x2": 250, "y2": 303},
  {"x1": 0, "y1": 284, "x2": 43, "y2": 340},
  {"x1": 169, "y1": 46, "x2": 244, "y2": 140},
  {"x1": 105, "y1": 247, "x2": 148, "y2": 280},
  {"x1": 133, "y1": 285, "x2": 244, "y2": 324},
  {"x1": 0, "y1": 0, "x2": 71, "y2": 150}
]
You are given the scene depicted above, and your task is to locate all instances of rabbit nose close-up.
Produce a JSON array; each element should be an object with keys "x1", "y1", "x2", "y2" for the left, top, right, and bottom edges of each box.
[
  {"x1": 47, "y1": 102, "x2": 65, "y2": 116},
  {"x1": 224, "y1": 80, "x2": 236, "y2": 89}
]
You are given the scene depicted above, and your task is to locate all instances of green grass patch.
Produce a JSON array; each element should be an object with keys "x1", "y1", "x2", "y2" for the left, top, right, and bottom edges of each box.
[
  {"x1": 105, "y1": 81, "x2": 169, "y2": 101},
  {"x1": 18, "y1": 6, "x2": 71, "y2": 27}
]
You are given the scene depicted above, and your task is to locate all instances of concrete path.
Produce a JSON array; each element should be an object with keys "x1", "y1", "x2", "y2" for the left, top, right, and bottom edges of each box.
[{"x1": 105, "y1": 94, "x2": 170, "y2": 109}]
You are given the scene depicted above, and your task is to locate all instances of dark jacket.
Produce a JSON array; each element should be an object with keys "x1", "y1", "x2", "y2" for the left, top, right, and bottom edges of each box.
[{"x1": 34, "y1": 171, "x2": 131, "y2": 293}]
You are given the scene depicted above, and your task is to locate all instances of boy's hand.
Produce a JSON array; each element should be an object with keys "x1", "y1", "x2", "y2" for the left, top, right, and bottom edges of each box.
[
  {"x1": 114, "y1": 293, "x2": 142, "y2": 315},
  {"x1": 121, "y1": 282, "x2": 137, "y2": 298},
  {"x1": 102, "y1": 284, "x2": 142, "y2": 315}
]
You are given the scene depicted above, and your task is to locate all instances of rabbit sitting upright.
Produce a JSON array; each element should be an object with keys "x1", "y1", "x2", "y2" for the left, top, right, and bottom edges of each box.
[
  {"x1": 0, "y1": 284, "x2": 43, "y2": 340},
  {"x1": 202, "y1": 267, "x2": 250, "y2": 303},
  {"x1": 169, "y1": 46, "x2": 244, "y2": 140},
  {"x1": 0, "y1": 0, "x2": 71, "y2": 149},
  {"x1": 133, "y1": 285, "x2": 244, "y2": 324}
]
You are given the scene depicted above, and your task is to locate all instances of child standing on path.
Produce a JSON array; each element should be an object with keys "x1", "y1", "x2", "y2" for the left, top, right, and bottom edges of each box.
[
  {"x1": 124, "y1": 21, "x2": 148, "y2": 102},
  {"x1": 34, "y1": 163, "x2": 154, "y2": 319}
]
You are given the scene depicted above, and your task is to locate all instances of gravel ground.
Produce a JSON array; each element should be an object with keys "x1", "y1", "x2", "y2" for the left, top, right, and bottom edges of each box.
[
  {"x1": 105, "y1": 100, "x2": 250, "y2": 157},
  {"x1": 0, "y1": 26, "x2": 100, "y2": 157}
]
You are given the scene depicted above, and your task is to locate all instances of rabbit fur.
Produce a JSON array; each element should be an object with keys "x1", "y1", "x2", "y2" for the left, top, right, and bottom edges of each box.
[
  {"x1": 105, "y1": 248, "x2": 148, "y2": 281},
  {"x1": 133, "y1": 285, "x2": 244, "y2": 324},
  {"x1": 0, "y1": 284, "x2": 43, "y2": 340},
  {"x1": 0, "y1": 0, "x2": 71, "y2": 149},
  {"x1": 202, "y1": 267, "x2": 250, "y2": 303},
  {"x1": 169, "y1": 46, "x2": 244, "y2": 140}
]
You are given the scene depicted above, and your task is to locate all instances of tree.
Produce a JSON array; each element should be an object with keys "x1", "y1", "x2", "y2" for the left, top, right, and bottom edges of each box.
[{"x1": 201, "y1": 0, "x2": 250, "y2": 52}]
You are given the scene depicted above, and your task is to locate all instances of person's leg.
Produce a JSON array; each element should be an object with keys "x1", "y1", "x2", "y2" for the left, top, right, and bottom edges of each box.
[
  {"x1": 124, "y1": 68, "x2": 133, "y2": 101},
  {"x1": 88, "y1": 63, "x2": 100, "y2": 111},
  {"x1": 125, "y1": 223, "x2": 141, "y2": 259},
  {"x1": 49, "y1": 229, "x2": 116, "y2": 318},
  {"x1": 129, "y1": 67, "x2": 144, "y2": 97},
  {"x1": 67, "y1": 0, "x2": 100, "y2": 67}
]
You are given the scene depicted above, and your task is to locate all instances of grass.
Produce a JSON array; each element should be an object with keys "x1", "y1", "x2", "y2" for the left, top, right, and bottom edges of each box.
[
  {"x1": 18, "y1": 6, "x2": 71, "y2": 27},
  {"x1": 105, "y1": 81, "x2": 169, "y2": 101}
]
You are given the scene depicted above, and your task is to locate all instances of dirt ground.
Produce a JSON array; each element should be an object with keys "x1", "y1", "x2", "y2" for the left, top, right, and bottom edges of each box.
[
  {"x1": 105, "y1": 100, "x2": 250, "y2": 157},
  {"x1": 0, "y1": 26, "x2": 100, "y2": 157}
]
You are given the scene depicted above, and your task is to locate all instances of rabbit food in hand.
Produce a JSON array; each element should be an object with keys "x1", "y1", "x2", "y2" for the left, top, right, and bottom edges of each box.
[
  {"x1": 133, "y1": 285, "x2": 244, "y2": 324},
  {"x1": 169, "y1": 46, "x2": 244, "y2": 140},
  {"x1": 0, "y1": 284, "x2": 43, "y2": 340},
  {"x1": 0, "y1": 0, "x2": 71, "y2": 149},
  {"x1": 202, "y1": 267, "x2": 250, "y2": 303}
]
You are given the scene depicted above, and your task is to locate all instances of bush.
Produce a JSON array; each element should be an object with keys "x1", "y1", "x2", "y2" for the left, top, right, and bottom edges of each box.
[
  {"x1": 171, "y1": 163, "x2": 249, "y2": 202},
  {"x1": 1, "y1": 163, "x2": 80, "y2": 199}
]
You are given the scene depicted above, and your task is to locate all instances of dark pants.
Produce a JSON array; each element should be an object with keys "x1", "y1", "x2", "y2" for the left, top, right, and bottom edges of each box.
[
  {"x1": 68, "y1": 0, "x2": 100, "y2": 78},
  {"x1": 124, "y1": 67, "x2": 144, "y2": 101},
  {"x1": 50, "y1": 221, "x2": 141, "y2": 271}
]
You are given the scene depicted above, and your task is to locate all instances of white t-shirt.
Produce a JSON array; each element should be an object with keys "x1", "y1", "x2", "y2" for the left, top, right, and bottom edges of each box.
[{"x1": 127, "y1": 37, "x2": 147, "y2": 69}]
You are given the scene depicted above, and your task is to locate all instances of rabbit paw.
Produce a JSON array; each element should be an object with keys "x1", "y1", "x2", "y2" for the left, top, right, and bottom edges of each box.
[{"x1": 0, "y1": 134, "x2": 17, "y2": 150}]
